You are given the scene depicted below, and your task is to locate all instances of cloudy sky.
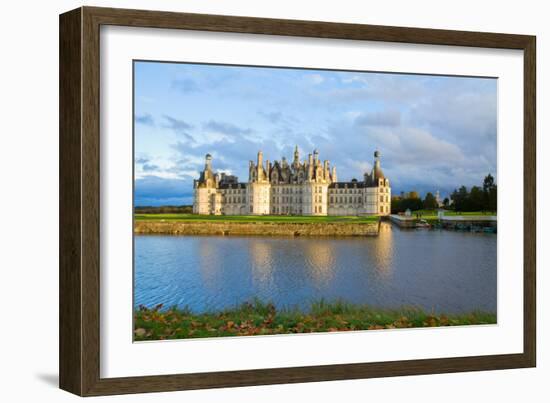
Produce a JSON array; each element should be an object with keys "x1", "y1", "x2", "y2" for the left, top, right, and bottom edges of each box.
[{"x1": 134, "y1": 61, "x2": 497, "y2": 206}]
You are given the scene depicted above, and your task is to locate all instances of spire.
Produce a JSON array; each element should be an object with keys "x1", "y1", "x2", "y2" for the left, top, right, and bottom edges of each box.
[
  {"x1": 293, "y1": 145, "x2": 299, "y2": 164},
  {"x1": 374, "y1": 150, "x2": 381, "y2": 168},
  {"x1": 257, "y1": 150, "x2": 264, "y2": 181},
  {"x1": 205, "y1": 153, "x2": 212, "y2": 171}
]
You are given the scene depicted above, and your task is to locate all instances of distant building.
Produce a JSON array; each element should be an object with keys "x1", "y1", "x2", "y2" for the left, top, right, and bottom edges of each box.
[
  {"x1": 193, "y1": 148, "x2": 391, "y2": 216},
  {"x1": 435, "y1": 190, "x2": 443, "y2": 207}
]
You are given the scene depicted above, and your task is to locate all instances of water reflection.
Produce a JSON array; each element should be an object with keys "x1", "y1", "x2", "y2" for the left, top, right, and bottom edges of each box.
[
  {"x1": 370, "y1": 222, "x2": 394, "y2": 280},
  {"x1": 304, "y1": 240, "x2": 336, "y2": 286},
  {"x1": 134, "y1": 223, "x2": 497, "y2": 314},
  {"x1": 198, "y1": 238, "x2": 224, "y2": 292},
  {"x1": 249, "y1": 239, "x2": 274, "y2": 288}
]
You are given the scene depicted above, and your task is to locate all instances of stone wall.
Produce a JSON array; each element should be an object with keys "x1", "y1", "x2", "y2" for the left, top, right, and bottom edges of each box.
[{"x1": 134, "y1": 221, "x2": 380, "y2": 237}]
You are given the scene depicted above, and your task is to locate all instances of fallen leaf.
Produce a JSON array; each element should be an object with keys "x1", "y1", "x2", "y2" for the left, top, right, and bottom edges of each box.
[{"x1": 134, "y1": 328, "x2": 146, "y2": 337}]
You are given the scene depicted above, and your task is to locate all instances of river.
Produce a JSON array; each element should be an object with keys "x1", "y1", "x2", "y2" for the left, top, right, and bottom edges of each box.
[{"x1": 134, "y1": 222, "x2": 497, "y2": 314}]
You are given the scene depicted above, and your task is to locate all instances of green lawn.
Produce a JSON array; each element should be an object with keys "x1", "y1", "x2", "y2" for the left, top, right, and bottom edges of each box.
[
  {"x1": 411, "y1": 209, "x2": 496, "y2": 220},
  {"x1": 134, "y1": 213, "x2": 380, "y2": 223},
  {"x1": 134, "y1": 299, "x2": 496, "y2": 341}
]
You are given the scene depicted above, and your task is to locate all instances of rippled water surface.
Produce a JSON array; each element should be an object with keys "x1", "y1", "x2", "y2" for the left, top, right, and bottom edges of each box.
[{"x1": 134, "y1": 223, "x2": 497, "y2": 314}]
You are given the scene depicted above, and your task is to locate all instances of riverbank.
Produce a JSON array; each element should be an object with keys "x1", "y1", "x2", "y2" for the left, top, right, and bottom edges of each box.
[
  {"x1": 135, "y1": 213, "x2": 380, "y2": 223},
  {"x1": 134, "y1": 215, "x2": 380, "y2": 236},
  {"x1": 390, "y1": 209, "x2": 497, "y2": 231},
  {"x1": 134, "y1": 300, "x2": 497, "y2": 340}
]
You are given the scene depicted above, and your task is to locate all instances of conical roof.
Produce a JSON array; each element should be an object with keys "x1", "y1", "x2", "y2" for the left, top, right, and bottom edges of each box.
[{"x1": 372, "y1": 164, "x2": 385, "y2": 180}]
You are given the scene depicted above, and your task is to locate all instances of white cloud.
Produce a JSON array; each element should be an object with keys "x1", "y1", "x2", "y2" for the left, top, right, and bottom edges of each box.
[{"x1": 307, "y1": 73, "x2": 325, "y2": 85}]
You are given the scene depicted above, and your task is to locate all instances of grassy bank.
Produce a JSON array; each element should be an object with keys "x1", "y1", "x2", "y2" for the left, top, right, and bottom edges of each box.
[
  {"x1": 405, "y1": 210, "x2": 497, "y2": 227},
  {"x1": 410, "y1": 209, "x2": 496, "y2": 220},
  {"x1": 134, "y1": 214, "x2": 380, "y2": 224},
  {"x1": 134, "y1": 300, "x2": 496, "y2": 341}
]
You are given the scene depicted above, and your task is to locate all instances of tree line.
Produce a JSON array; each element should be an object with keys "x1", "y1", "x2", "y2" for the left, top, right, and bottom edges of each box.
[
  {"x1": 450, "y1": 174, "x2": 497, "y2": 212},
  {"x1": 134, "y1": 205, "x2": 193, "y2": 214},
  {"x1": 391, "y1": 174, "x2": 497, "y2": 214}
]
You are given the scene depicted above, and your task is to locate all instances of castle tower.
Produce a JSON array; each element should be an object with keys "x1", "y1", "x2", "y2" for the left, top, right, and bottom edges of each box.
[
  {"x1": 247, "y1": 150, "x2": 271, "y2": 215},
  {"x1": 293, "y1": 145, "x2": 300, "y2": 166},
  {"x1": 371, "y1": 150, "x2": 390, "y2": 215},
  {"x1": 331, "y1": 166, "x2": 337, "y2": 183},
  {"x1": 324, "y1": 160, "x2": 330, "y2": 181},
  {"x1": 193, "y1": 153, "x2": 217, "y2": 214},
  {"x1": 371, "y1": 150, "x2": 386, "y2": 185},
  {"x1": 257, "y1": 150, "x2": 263, "y2": 177},
  {"x1": 374, "y1": 150, "x2": 381, "y2": 170}
]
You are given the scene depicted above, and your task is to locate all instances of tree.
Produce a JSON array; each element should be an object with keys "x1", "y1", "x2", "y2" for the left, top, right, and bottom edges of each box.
[
  {"x1": 391, "y1": 196, "x2": 403, "y2": 214},
  {"x1": 391, "y1": 192, "x2": 423, "y2": 213},
  {"x1": 483, "y1": 174, "x2": 495, "y2": 192},
  {"x1": 469, "y1": 186, "x2": 485, "y2": 211},
  {"x1": 451, "y1": 186, "x2": 469, "y2": 212},
  {"x1": 443, "y1": 197, "x2": 450, "y2": 208},
  {"x1": 423, "y1": 192, "x2": 438, "y2": 209},
  {"x1": 483, "y1": 174, "x2": 497, "y2": 212}
]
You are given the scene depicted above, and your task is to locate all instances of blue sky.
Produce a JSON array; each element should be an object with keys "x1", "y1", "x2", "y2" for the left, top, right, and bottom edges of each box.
[{"x1": 134, "y1": 61, "x2": 497, "y2": 206}]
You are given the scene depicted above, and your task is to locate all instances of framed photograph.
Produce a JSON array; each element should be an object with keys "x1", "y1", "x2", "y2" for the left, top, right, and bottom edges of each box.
[{"x1": 59, "y1": 6, "x2": 536, "y2": 396}]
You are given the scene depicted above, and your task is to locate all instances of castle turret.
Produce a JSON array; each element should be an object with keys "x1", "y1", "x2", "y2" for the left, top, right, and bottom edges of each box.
[
  {"x1": 372, "y1": 150, "x2": 386, "y2": 183},
  {"x1": 307, "y1": 153, "x2": 313, "y2": 180},
  {"x1": 193, "y1": 153, "x2": 217, "y2": 214},
  {"x1": 293, "y1": 145, "x2": 300, "y2": 166},
  {"x1": 205, "y1": 153, "x2": 212, "y2": 171},
  {"x1": 257, "y1": 151, "x2": 264, "y2": 181},
  {"x1": 331, "y1": 166, "x2": 337, "y2": 183}
]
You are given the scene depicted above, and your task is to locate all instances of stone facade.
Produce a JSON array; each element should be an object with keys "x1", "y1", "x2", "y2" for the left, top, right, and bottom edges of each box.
[{"x1": 193, "y1": 148, "x2": 391, "y2": 216}]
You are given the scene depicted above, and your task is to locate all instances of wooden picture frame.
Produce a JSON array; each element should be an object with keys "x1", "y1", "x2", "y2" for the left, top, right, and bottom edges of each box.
[{"x1": 59, "y1": 6, "x2": 536, "y2": 396}]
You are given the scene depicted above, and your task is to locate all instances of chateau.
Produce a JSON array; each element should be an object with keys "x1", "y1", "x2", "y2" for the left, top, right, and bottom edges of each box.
[{"x1": 193, "y1": 147, "x2": 391, "y2": 216}]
